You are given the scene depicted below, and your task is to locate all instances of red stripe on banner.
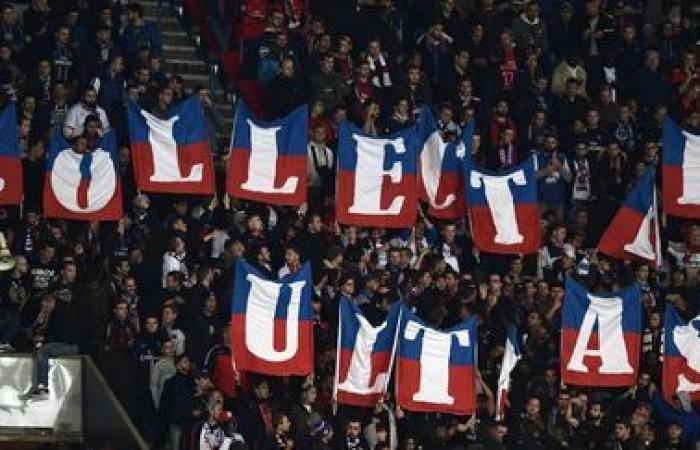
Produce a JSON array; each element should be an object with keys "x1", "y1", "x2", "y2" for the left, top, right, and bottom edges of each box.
[
  {"x1": 0, "y1": 156, "x2": 23, "y2": 205},
  {"x1": 421, "y1": 171, "x2": 465, "y2": 219},
  {"x1": 469, "y1": 203, "x2": 540, "y2": 254},
  {"x1": 77, "y1": 177, "x2": 90, "y2": 210},
  {"x1": 43, "y1": 173, "x2": 123, "y2": 221},
  {"x1": 598, "y1": 206, "x2": 645, "y2": 260},
  {"x1": 561, "y1": 329, "x2": 640, "y2": 386},
  {"x1": 663, "y1": 355, "x2": 700, "y2": 403},
  {"x1": 226, "y1": 148, "x2": 307, "y2": 206},
  {"x1": 131, "y1": 141, "x2": 215, "y2": 194},
  {"x1": 336, "y1": 169, "x2": 418, "y2": 228},
  {"x1": 663, "y1": 165, "x2": 700, "y2": 218},
  {"x1": 396, "y1": 358, "x2": 475, "y2": 415},
  {"x1": 231, "y1": 314, "x2": 313, "y2": 376}
]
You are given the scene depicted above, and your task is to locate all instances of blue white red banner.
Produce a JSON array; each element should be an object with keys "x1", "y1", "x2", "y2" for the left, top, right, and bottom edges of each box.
[
  {"x1": 0, "y1": 103, "x2": 22, "y2": 205},
  {"x1": 662, "y1": 117, "x2": 700, "y2": 218},
  {"x1": 663, "y1": 305, "x2": 700, "y2": 405}
]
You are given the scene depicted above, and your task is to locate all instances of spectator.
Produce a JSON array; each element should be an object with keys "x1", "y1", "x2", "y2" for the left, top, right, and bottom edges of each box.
[
  {"x1": 122, "y1": 3, "x2": 161, "y2": 60},
  {"x1": 63, "y1": 87, "x2": 110, "y2": 139}
]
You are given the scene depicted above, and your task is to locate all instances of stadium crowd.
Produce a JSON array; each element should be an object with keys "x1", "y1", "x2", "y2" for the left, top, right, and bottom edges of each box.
[{"x1": 1, "y1": 0, "x2": 700, "y2": 449}]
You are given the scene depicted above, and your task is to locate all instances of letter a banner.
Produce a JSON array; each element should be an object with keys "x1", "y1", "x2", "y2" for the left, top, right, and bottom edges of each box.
[
  {"x1": 561, "y1": 277, "x2": 641, "y2": 387},
  {"x1": 662, "y1": 117, "x2": 700, "y2": 218},
  {"x1": 44, "y1": 129, "x2": 122, "y2": 221},
  {"x1": 663, "y1": 305, "x2": 700, "y2": 404},
  {"x1": 231, "y1": 259, "x2": 313, "y2": 376},
  {"x1": 227, "y1": 101, "x2": 307, "y2": 206},
  {"x1": 334, "y1": 298, "x2": 401, "y2": 407},
  {"x1": 465, "y1": 156, "x2": 540, "y2": 254},
  {"x1": 336, "y1": 122, "x2": 418, "y2": 228},
  {"x1": 396, "y1": 306, "x2": 477, "y2": 415},
  {"x1": 127, "y1": 97, "x2": 215, "y2": 194}
]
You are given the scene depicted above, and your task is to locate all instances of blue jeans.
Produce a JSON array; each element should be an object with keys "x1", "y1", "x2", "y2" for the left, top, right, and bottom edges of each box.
[{"x1": 35, "y1": 342, "x2": 79, "y2": 386}]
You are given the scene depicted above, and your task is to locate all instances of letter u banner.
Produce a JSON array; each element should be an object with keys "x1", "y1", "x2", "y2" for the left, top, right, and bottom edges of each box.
[
  {"x1": 396, "y1": 306, "x2": 477, "y2": 415},
  {"x1": 231, "y1": 260, "x2": 313, "y2": 376},
  {"x1": 561, "y1": 277, "x2": 641, "y2": 387}
]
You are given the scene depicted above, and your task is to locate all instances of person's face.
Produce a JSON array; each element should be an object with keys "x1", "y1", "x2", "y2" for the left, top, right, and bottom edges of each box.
[
  {"x1": 526, "y1": 398, "x2": 540, "y2": 416},
  {"x1": 159, "y1": 88, "x2": 173, "y2": 107},
  {"x1": 490, "y1": 425, "x2": 508, "y2": 443},
  {"x1": 338, "y1": 38, "x2": 351, "y2": 54},
  {"x1": 280, "y1": 415, "x2": 291, "y2": 433},
  {"x1": 145, "y1": 317, "x2": 158, "y2": 333},
  {"x1": 460, "y1": 79, "x2": 472, "y2": 96},
  {"x1": 368, "y1": 40, "x2": 381, "y2": 56},
  {"x1": 455, "y1": 50, "x2": 469, "y2": 68},
  {"x1": 408, "y1": 67, "x2": 420, "y2": 85},
  {"x1": 396, "y1": 99, "x2": 409, "y2": 115},
  {"x1": 23, "y1": 96, "x2": 36, "y2": 112},
  {"x1": 310, "y1": 215, "x2": 323, "y2": 233},
  {"x1": 281, "y1": 59, "x2": 294, "y2": 77},
  {"x1": 14, "y1": 255, "x2": 28, "y2": 274},
  {"x1": 545, "y1": 136, "x2": 558, "y2": 151},
  {"x1": 162, "y1": 307, "x2": 176, "y2": 325},
  {"x1": 544, "y1": 369, "x2": 556, "y2": 384},
  {"x1": 346, "y1": 421, "x2": 362, "y2": 439},
  {"x1": 114, "y1": 302, "x2": 128, "y2": 320},
  {"x1": 161, "y1": 340, "x2": 175, "y2": 357},
  {"x1": 488, "y1": 275, "x2": 502, "y2": 292},
  {"x1": 342, "y1": 278, "x2": 355, "y2": 295},
  {"x1": 525, "y1": 3, "x2": 539, "y2": 21},
  {"x1": 62, "y1": 264, "x2": 77, "y2": 283},
  {"x1": 303, "y1": 386, "x2": 317, "y2": 404},
  {"x1": 551, "y1": 286, "x2": 564, "y2": 301},
  {"x1": 321, "y1": 55, "x2": 334, "y2": 73},
  {"x1": 41, "y1": 295, "x2": 56, "y2": 312},
  {"x1": 285, "y1": 249, "x2": 300, "y2": 266},
  {"x1": 587, "y1": 110, "x2": 600, "y2": 126},
  {"x1": 254, "y1": 381, "x2": 270, "y2": 400},
  {"x1": 84, "y1": 90, "x2": 98, "y2": 108},
  {"x1": 41, "y1": 246, "x2": 55, "y2": 262},
  {"x1": 443, "y1": 224, "x2": 456, "y2": 242},
  {"x1": 646, "y1": 51, "x2": 660, "y2": 70},
  {"x1": 668, "y1": 424, "x2": 683, "y2": 441},
  {"x1": 614, "y1": 423, "x2": 631, "y2": 440},
  {"x1": 112, "y1": 56, "x2": 125, "y2": 73},
  {"x1": 177, "y1": 356, "x2": 191, "y2": 374},
  {"x1": 500, "y1": 31, "x2": 511, "y2": 46},
  {"x1": 439, "y1": 107, "x2": 453, "y2": 124},
  {"x1": 557, "y1": 393, "x2": 571, "y2": 409},
  {"x1": 56, "y1": 27, "x2": 70, "y2": 44},
  {"x1": 2, "y1": 6, "x2": 15, "y2": 24}
]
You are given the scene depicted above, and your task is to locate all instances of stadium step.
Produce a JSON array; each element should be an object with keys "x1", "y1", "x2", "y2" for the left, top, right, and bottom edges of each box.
[{"x1": 161, "y1": 30, "x2": 191, "y2": 46}]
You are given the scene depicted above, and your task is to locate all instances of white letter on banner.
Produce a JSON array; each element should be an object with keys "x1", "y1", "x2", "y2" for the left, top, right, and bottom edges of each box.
[
  {"x1": 0, "y1": 177, "x2": 5, "y2": 193},
  {"x1": 245, "y1": 273, "x2": 304, "y2": 361},
  {"x1": 404, "y1": 320, "x2": 470, "y2": 404},
  {"x1": 421, "y1": 132, "x2": 463, "y2": 210},
  {"x1": 51, "y1": 149, "x2": 116, "y2": 213},
  {"x1": 567, "y1": 294, "x2": 633, "y2": 374},
  {"x1": 673, "y1": 317, "x2": 700, "y2": 373},
  {"x1": 349, "y1": 135, "x2": 405, "y2": 215},
  {"x1": 470, "y1": 170, "x2": 526, "y2": 244},
  {"x1": 679, "y1": 131, "x2": 700, "y2": 205},
  {"x1": 240, "y1": 119, "x2": 298, "y2": 193},
  {"x1": 140, "y1": 110, "x2": 204, "y2": 183},
  {"x1": 338, "y1": 314, "x2": 389, "y2": 394}
]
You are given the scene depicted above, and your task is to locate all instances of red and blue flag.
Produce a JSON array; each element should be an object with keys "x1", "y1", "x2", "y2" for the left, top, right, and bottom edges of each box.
[
  {"x1": 598, "y1": 166, "x2": 661, "y2": 268},
  {"x1": 496, "y1": 324, "x2": 522, "y2": 420},
  {"x1": 662, "y1": 117, "x2": 700, "y2": 218},
  {"x1": 561, "y1": 277, "x2": 641, "y2": 387},
  {"x1": 334, "y1": 298, "x2": 401, "y2": 407},
  {"x1": 663, "y1": 305, "x2": 700, "y2": 405},
  {"x1": 396, "y1": 306, "x2": 477, "y2": 415},
  {"x1": 336, "y1": 122, "x2": 418, "y2": 228},
  {"x1": 230, "y1": 259, "x2": 313, "y2": 376},
  {"x1": 127, "y1": 97, "x2": 215, "y2": 194},
  {"x1": 418, "y1": 109, "x2": 469, "y2": 219},
  {"x1": 465, "y1": 156, "x2": 540, "y2": 254},
  {"x1": 43, "y1": 129, "x2": 122, "y2": 221},
  {"x1": 227, "y1": 101, "x2": 307, "y2": 206},
  {"x1": 0, "y1": 102, "x2": 21, "y2": 205}
]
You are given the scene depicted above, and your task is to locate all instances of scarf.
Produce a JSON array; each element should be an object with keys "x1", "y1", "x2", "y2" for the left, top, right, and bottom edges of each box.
[{"x1": 368, "y1": 53, "x2": 392, "y2": 88}]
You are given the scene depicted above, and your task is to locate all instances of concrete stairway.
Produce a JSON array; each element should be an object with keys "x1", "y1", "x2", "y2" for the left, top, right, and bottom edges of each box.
[{"x1": 140, "y1": 1, "x2": 234, "y2": 151}]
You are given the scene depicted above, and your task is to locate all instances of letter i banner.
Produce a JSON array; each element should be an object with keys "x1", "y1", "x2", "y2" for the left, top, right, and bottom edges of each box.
[
  {"x1": 334, "y1": 298, "x2": 401, "y2": 407},
  {"x1": 662, "y1": 117, "x2": 700, "y2": 218},
  {"x1": 44, "y1": 129, "x2": 123, "y2": 221},
  {"x1": 464, "y1": 155, "x2": 540, "y2": 254},
  {"x1": 230, "y1": 259, "x2": 313, "y2": 376},
  {"x1": 336, "y1": 121, "x2": 418, "y2": 228},
  {"x1": 227, "y1": 101, "x2": 308, "y2": 206},
  {"x1": 560, "y1": 277, "x2": 641, "y2": 387},
  {"x1": 396, "y1": 306, "x2": 477, "y2": 415},
  {"x1": 127, "y1": 97, "x2": 216, "y2": 194}
]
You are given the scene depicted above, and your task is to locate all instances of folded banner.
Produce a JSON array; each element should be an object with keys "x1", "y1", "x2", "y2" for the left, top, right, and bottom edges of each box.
[
  {"x1": 334, "y1": 298, "x2": 401, "y2": 407},
  {"x1": 598, "y1": 166, "x2": 661, "y2": 267},
  {"x1": 662, "y1": 117, "x2": 700, "y2": 218},
  {"x1": 231, "y1": 260, "x2": 313, "y2": 376},
  {"x1": 396, "y1": 306, "x2": 477, "y2": 415},
  {"x1": 44, "y1": 129, "x2": 122, "y2": 221},
  {"x1": 465, "y1": 156, "x2": 540, "y2": 254},
  {"x1": 0, "y1": 103, "x2": 22, "y2": 205},
  {"x1": 418, "y1": 109, "x2": 469, "y2": 219},
  {"x1": 495, "y1": 324, "x2": 522, "y2": 421},
  {"x1": 227, "y1": 101, "x2": 307, "y2": 206},
  {"x1": 561, "y1": 277, "x2": 641, "y2": 386},
  {"x1": 337, "y1": 122, "x2": 418, "y2": 228},
  {"x1": 127, "y1": 97, "x2": 215, "y2": 194},
  {"x1": 663, "y1": 305, "x2": 700, "y2": 405}
]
